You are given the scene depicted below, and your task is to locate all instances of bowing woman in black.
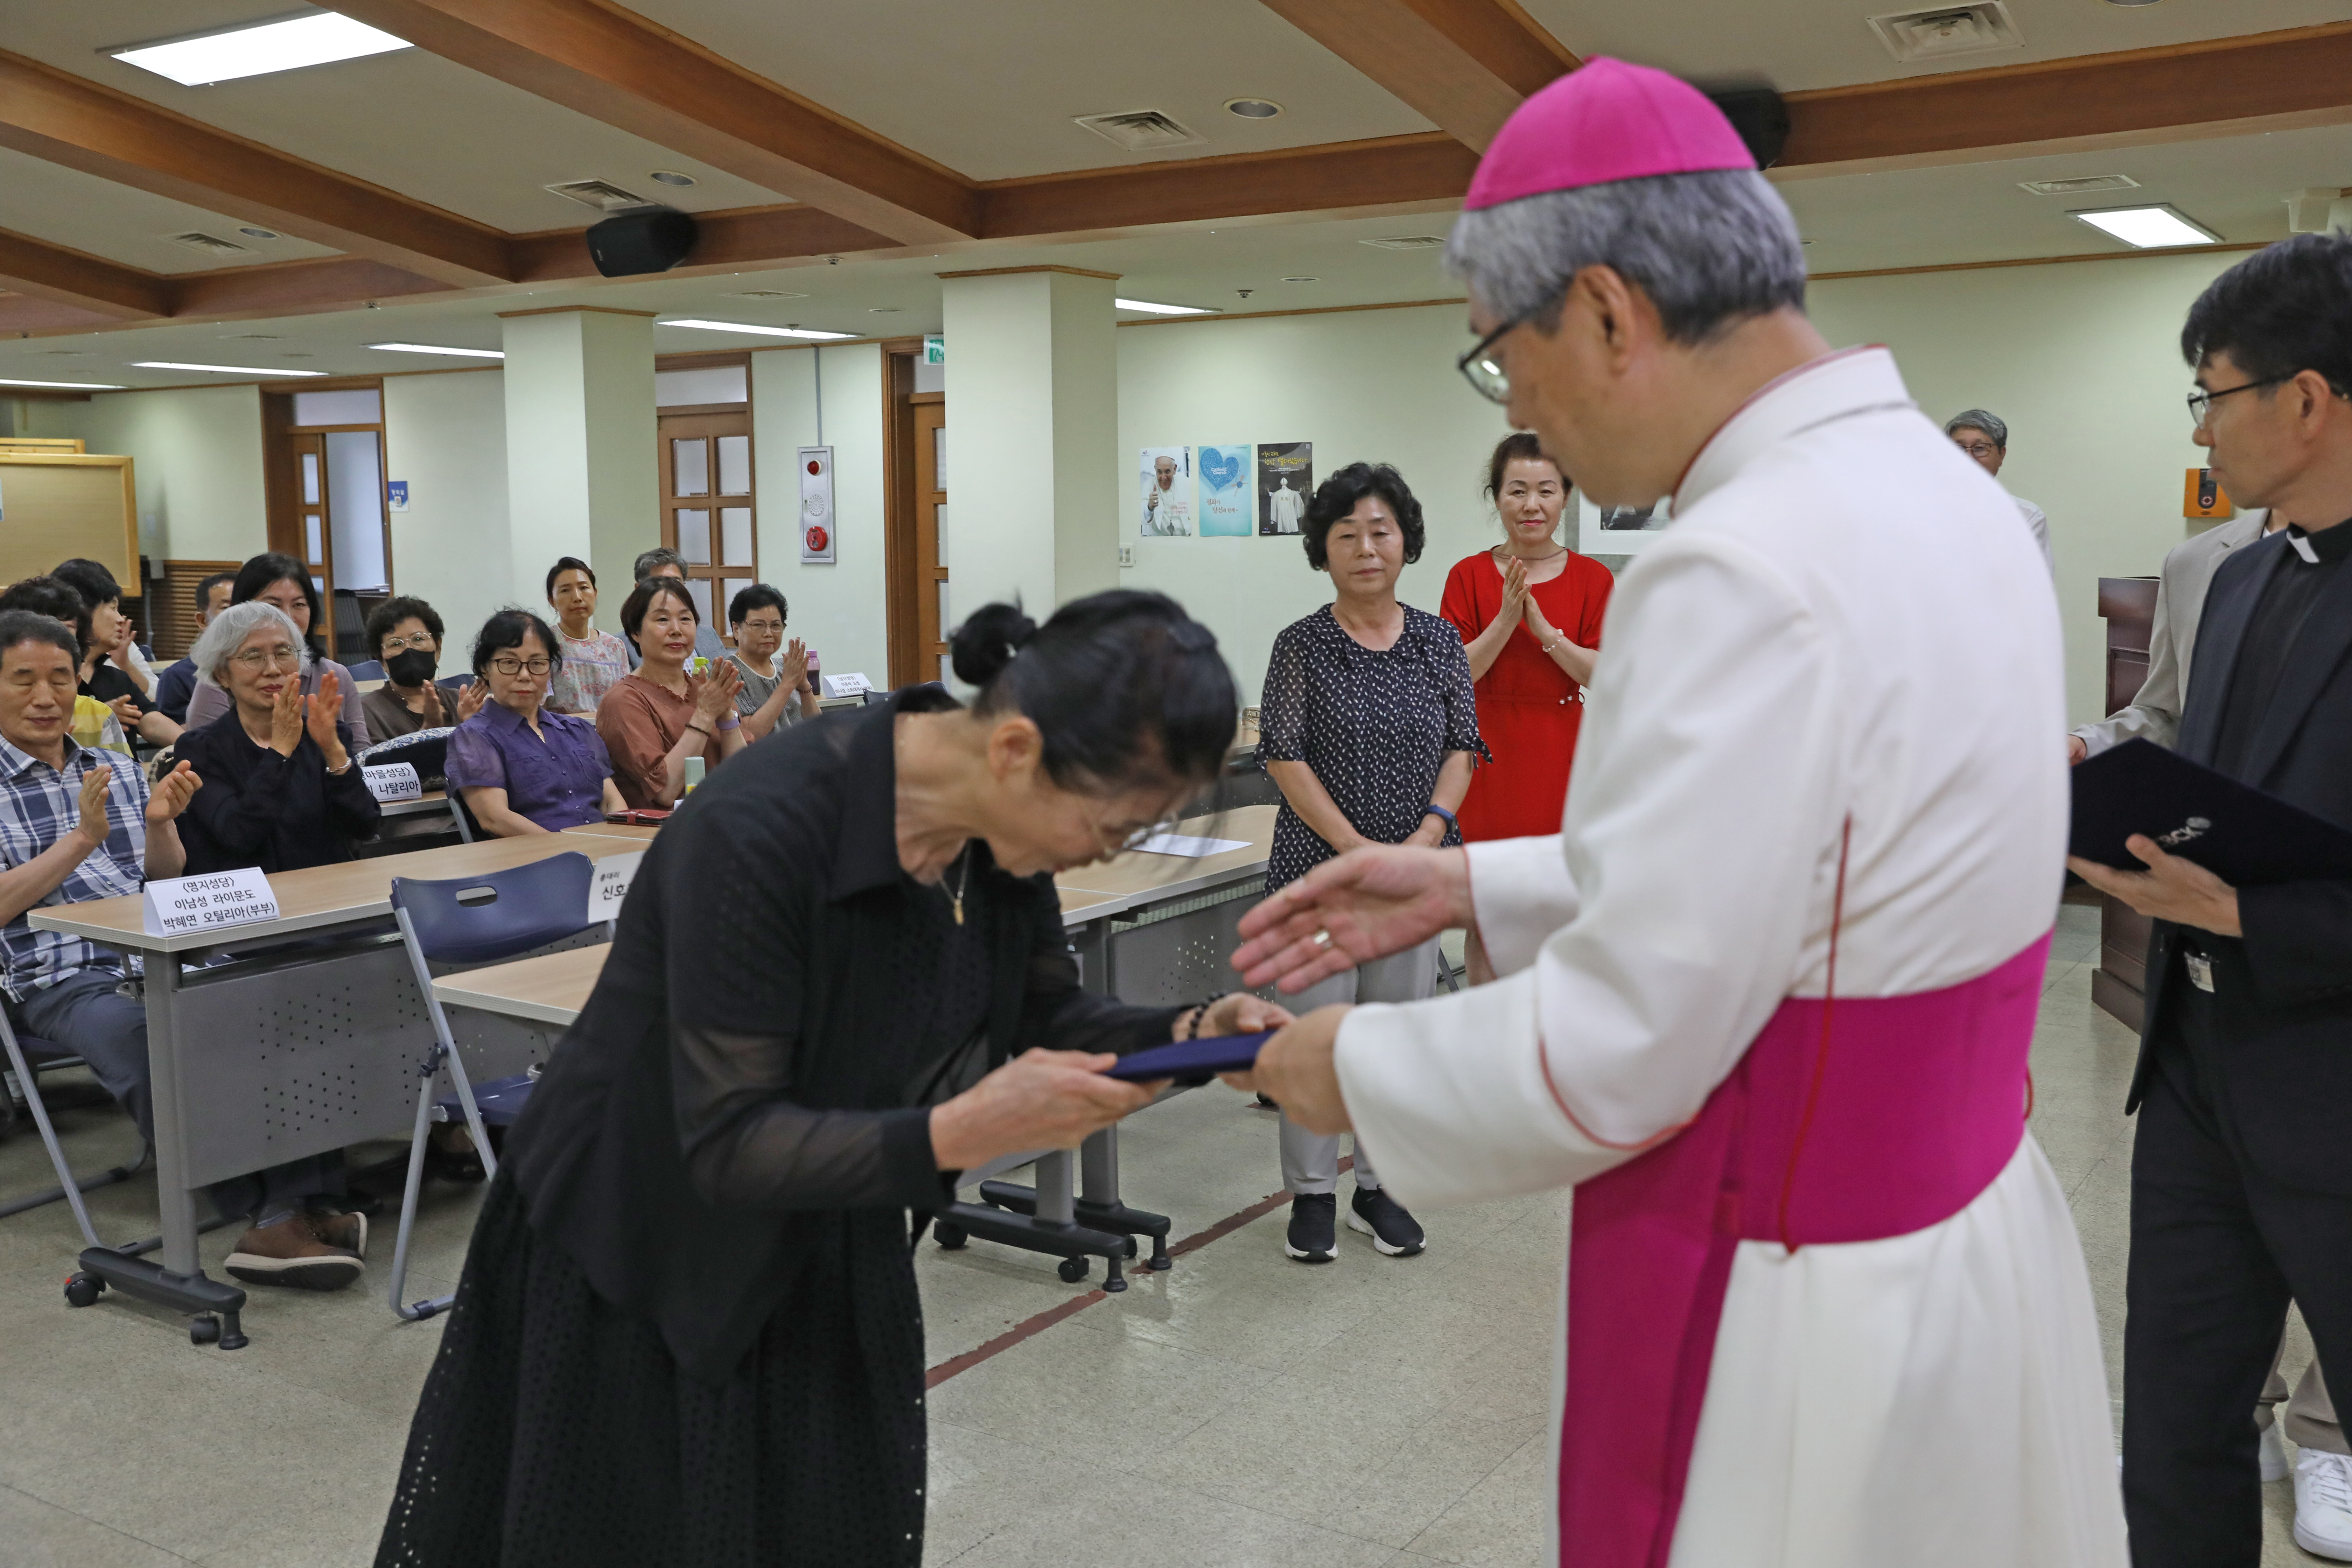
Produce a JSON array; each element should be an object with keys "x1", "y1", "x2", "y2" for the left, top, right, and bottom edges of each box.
[{"x1": 377, "y1": 590, "x2": 1292, "y2": 1568}]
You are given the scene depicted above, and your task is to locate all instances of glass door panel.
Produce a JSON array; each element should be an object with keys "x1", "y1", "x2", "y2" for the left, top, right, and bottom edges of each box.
[
  {"x1": 672, "y1": 439, "x2": 709, "y2": 497},
  {"x1": 677, "y1": 508, "x2": 712, "y2": 564},
  {"x1": 301, "y1": 452, "x2": 321, "y2": 506},
  {"x1": 719, "y1": 507, "x2": 754, "y2": 566},
  {"x1": 715, "y1": 435, "x2": 750, "y2": 496}
]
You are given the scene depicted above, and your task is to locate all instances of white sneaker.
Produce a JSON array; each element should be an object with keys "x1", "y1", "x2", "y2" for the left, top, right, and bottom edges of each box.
[
  {"x1": 2295, "y1": 1449, "x2": 2352, "y2": 1561},
  {"x1": 2262, "y1": 1420, "x2": 2289, "y2": 1483}
]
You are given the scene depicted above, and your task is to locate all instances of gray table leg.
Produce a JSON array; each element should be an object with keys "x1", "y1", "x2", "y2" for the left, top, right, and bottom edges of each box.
[
  {"x1": 1070, "y1": 917, "x2": 1110, "y2": 997},
  {"x1": 144, "y1": 960, "x2": 201, "y2": 1278},
  {"x1": 1081, "y1": 1124, "x2": 1119, "y2": 1209},
  {"x1": 1034, "y1": 1149, "x2": 1074, "y2": 1225}
]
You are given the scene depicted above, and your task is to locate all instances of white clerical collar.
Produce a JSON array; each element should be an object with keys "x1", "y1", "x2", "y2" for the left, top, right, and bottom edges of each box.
[{"x1": 1674, "y1": 345, "x2": 1916, "y2": 514}]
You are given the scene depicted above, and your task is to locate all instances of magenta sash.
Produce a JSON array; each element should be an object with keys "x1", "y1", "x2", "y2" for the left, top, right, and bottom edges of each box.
[{"x1": 1558, "y1": 933, "x2": 2050, "y2": 1567}]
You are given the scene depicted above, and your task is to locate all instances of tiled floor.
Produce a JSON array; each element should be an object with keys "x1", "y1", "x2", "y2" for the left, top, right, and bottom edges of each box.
[{"x1": 0, "y1": 899, "x2": 2326, "y2": 1565}]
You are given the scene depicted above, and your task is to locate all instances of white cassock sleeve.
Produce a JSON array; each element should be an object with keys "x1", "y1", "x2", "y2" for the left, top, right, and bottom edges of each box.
[{"x1": 1333, "y1": 533, "x2": 1846, "y2": 1209}]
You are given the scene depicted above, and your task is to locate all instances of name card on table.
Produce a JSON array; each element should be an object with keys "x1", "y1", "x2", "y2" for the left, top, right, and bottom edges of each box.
[
  {"x1": 142, "y1": 869, "x2": 278, "y2": 937},
  {"x1": 820, "y1": 671, "x2": 872, "y2": 700},
  {"x1": 362, "y1": 762, "x2": 422, "y2": 803},
  {"x1": 587, "y1": 851, "x2": 644, "y2": 925}
]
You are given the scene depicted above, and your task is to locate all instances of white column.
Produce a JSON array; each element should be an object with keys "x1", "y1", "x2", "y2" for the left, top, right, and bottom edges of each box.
[
  {"x1": 937, "y1": 267, "x2": 1119, "y2": 626},
  {"x1": 498, "y1": 307, "x2": 657, "y2": 632}
]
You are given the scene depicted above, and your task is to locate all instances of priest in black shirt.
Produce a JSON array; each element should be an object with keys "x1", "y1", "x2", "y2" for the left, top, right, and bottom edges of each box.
[{"x1": 2070, "y1": 233, "x2": 2352, "y2": 1567}]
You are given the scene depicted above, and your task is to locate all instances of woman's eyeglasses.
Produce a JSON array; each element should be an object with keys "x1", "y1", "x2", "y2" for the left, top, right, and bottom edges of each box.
[
  {"x1": 230, "y1": 645, "x2": 301, "y2": 671},
  {"x1": 489, "y1": 657, "x2": 553, "y2": 676},
  {"x1": 379, "y1": 632, "x2": 438, "y2": 653}
]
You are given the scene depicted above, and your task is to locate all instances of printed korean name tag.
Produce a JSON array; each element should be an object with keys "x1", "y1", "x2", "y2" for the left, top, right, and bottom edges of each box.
[
  {"x1": 142, "y1": 868, "x2": 279, "y2": 937},
  {"x1": 363, "y1": 762, "x2": 422, "y2": 803},
  {"x1": 587, "y1": 851, "x2": 644, "y2": 925}
]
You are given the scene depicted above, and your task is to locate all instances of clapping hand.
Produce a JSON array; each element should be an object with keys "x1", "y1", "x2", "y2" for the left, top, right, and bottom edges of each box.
[
  {"x1": 688, "y1": 659, "x2": 744, "y2": 722},
  {"x1": 455, "y1": 679, "x2": 488, "y2": 723},
  {"x1": 268, "y1": 678, "x2": 307, "y2": 758},
  {"x1": 1500, "y1": 553, "x2": 1531, "y2": 624},
  {"x1": 779, "y1": 637, "x2": 811, "y2": 694},
  {"x1": 73, "y1": 765, "x2": 114, "y2": 850},
  {"x1": 107, "y1": 695, "x2": 144, "y2": 730},
  {"x1": 145, "y1": 760, "x2": 201, "y2": 824},
  {"x1": 307, "y1": 666, "x2": 348, "y2": 769}
]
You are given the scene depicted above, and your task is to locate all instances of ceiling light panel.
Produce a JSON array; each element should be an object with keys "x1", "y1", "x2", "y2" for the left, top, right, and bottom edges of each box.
[
  {"x1": 0, "y1": 377, "x2": 126, "y2": 390},
  {"x1": 2071, "y1": 204, "x2": 2221, "y2": 248},
  {"x1": 365, "y1": 343, "x2": 504, "y2": 358},
  {"x1": 2018, "y1": 175, "x2": 2140, "y2": 197},
  {"x1": 131, "y1": 361, "x2": 329, "y2": 377},
  {"x1": 660, "y1": 319, "x2": 856, "y2": 340},
  {"x1": 110, "y1": 12, "x2": 413, "y2": 87},
  {"x1": 1869, "y1": 4, "x2": 2024, "y2": 63},
  {"x1": 1114, "y1": 298, "x2": 1216, "y2": 315}
]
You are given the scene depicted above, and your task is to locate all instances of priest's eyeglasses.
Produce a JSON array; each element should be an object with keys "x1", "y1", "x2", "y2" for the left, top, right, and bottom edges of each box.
[
  {"x1": 2187, "y1": 376, "x2": 2285, "y2": 430},
  {"x1": 1457, "y1": 311, "x2": 1534, "y2": 405}
]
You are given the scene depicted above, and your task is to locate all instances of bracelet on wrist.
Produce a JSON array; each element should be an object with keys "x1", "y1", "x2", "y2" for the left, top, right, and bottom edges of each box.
[
  {"x1": 1421, "y1": 803, "x2": 1458, "y2": 834},
  {"x1": 716, "y1": 716, "x2": 740, "y2": 732},
  {"x1": 686, "y1": 723, "x2": 712, "y2": 739}
]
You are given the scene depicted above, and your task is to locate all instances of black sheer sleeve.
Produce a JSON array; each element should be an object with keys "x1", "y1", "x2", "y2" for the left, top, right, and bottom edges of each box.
[
  {"x1": 663, "y1": 805, "x2": 946, "y2": 1213},
  {"x1": 1014, "y1": 876, "x2": 1187, "y2": 1057}
]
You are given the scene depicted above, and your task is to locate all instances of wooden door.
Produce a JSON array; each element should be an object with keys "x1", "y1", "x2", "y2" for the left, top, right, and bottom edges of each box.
[
  {"x1": 288, "y1": 432, "x2": 336, "y2": 612},
  {"x1": 658, "y1": 410, "x2": 756, "y2": 643},
  {"x1": 912, "y1": 399, "x2": 948, "y2": 683}
]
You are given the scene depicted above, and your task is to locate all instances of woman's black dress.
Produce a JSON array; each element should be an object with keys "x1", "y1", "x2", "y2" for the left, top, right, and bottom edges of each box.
[{"x1": 376, "y1": 686, "x2": 1182, "y2": 1568}]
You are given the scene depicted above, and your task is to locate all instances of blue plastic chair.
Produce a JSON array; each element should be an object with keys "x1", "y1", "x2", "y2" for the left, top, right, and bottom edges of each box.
[
  {"x1": 0, "y1": 1017, "x2": 141, "y2": 1238},
  {"x1": 346, "y1": 659, "x2": 386, "y2": 681},
  {"x1": 385, "y1": 851, "x2": 598, "y2": 1319}
]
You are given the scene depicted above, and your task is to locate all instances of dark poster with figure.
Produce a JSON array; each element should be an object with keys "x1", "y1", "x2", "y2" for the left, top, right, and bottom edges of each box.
[{"x1": 1257, "y1": 443, "x2": 1312, "y2": 535}]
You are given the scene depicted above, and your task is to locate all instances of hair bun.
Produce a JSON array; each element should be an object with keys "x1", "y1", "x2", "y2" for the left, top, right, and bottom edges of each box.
[{"x1": 949, "y1": 601, "x2": 1037, "y2": 687}]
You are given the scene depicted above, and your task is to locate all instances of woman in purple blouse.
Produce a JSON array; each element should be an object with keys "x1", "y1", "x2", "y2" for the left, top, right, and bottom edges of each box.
[{"x1": 446, "y1": 609, "x2": 625, "y2": 835}]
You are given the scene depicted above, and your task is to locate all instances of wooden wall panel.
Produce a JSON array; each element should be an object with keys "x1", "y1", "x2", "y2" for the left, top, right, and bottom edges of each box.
[
  {"x1": 152, "y1": 559, "x2": 243, "y2": 659},
  {"x1": 0, "y1": 453, "x2": 137, "y2": 587}
]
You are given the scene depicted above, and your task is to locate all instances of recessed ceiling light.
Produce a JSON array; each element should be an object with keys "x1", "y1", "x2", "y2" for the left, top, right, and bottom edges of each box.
[
  {"x1": 0, "y1": 377, "x2": 125, "y2": 390},
  {"x1": 659, "y1": 318, "x2": 856, "y2": 341},
  {"x1": 109, "y1": 13, "x2": 412, "y2": 87},
  {"x1": 2071, "y1": 204, "x2": 2220, "y2": 248},
  {"x1": 1359, "y1": 235, "x2": 1448, "y2": 251},
  {"x1": 724, "y1": 289, "x2": 808, "y2": 300},
  {"x1": 131, "y1": 361, "x2": 329, "y2": 377},
  {"x1": 39, "y1": 350, "x2": 92, "y2": 357},
  {"x1": 1114, "y1": 298, "x2": 1216, "y2": 316},
  {"x1": 224, "y1": 333, "x2": 282, "y2": 340},
  {"x1": 649, "y1": 170, "x2": 697, "y2": 187},
  {"x1": 2018, "y1": 174, "x2": 2140, "y2": 196},
  {"x1": 237, "y1": 225, "x2": 282, "y2": 240},
  {"x1": 869, "y1": 307, "x2": 902, "y2": 313},
  {"x1": 1225, "y1": 98, "x2": 1283, "y2": 119},
  {"x1": 2103, "y1": 0, "x2": 2163, "y2": 7},
  {"x1": 1280, "y1": 275, "x2": 1318, "y2": 283},
  {"x1": 366, "y1": 342, "x2": 505, "y2": 358}
]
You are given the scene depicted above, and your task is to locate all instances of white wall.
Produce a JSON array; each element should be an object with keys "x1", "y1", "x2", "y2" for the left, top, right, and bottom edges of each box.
[
  {"x1": 1117, "y1": 304, "x2": 1517, "y2": 703},
  {"x1": 382, "y1": 368, "x2": 514, "y2": 655},
  {"x1": 28, "y1": 384, "x2": 267, "y2": 563},
  {"x1": 1809, "y1": 251, "x2": 2242, "y2": 726},
  {"x1": 755, "y1": 342, "x2": 890, "y2": 687}
]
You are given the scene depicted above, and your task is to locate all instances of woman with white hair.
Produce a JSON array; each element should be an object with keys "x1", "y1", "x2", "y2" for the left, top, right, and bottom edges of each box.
[
  {"x1": 175, "y1": 600, "x2": 381, "y2": 875},
  {"x1": 1945, "y1": 407, "x2": 2055, "y2": 574}
]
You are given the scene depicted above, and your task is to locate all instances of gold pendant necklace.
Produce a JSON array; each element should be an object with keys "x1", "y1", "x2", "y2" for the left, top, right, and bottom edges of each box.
[{"x1": 947, "y1": 843, "x2": 972, "y2": 925}]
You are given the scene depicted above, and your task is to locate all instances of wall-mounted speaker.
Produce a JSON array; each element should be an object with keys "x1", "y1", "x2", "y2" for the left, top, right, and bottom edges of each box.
[
  {"x1": 585, "y1": 208, "x2": 698, "y2": 277},
  {"x1": 1706, "y1": 89, "x2": 1791, "y2": 170}
]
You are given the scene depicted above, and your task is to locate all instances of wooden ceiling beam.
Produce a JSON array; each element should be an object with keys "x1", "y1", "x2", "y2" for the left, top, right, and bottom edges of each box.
[
  {"x1": 0, "y1": 51, "x2": 512, "y2": 286},
  {"x1": 1254, "y1": 0, "x2": 1575, "y2": 150},
  {"x1": 330, "y1": 0, "x2": 982, "y2": 245},
  {"x1": 1780, "y1": 21, "x2": 2352, "y2": 174},
  {"x1": 0, "y1": 226, "x2": 168, "y2": 320}
]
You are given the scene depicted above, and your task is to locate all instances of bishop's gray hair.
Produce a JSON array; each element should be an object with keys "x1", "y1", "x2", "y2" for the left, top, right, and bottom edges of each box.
[
  {"x1": 1943, "y1": 408, "x2": 2008, "y2": 449},
  {"x1": 1445, "y1": 169, "x2": 1807, "y2": 345}
]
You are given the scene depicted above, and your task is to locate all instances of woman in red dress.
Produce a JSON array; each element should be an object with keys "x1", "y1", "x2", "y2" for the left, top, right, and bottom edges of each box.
[{"x1": 1440, "y1": 434, "x2": 1613, "y2": 974}]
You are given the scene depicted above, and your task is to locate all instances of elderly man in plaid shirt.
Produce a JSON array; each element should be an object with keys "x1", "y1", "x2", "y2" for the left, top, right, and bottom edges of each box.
[{"x1": 0, "y1": 609, "x2": 368, "y2": 1289}]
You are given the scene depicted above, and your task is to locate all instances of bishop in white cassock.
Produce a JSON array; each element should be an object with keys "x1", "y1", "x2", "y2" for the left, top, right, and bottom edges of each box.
[{"x1": 1230, "y1": 60, "x2": 2128, "y2": 1568}]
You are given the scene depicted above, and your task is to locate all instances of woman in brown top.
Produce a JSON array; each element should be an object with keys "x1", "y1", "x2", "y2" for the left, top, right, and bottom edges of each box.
[
  {"x1": 597, "y1": 576, "x2": 744, "y2": 808},
  {"x1": 358, "y1": 595, "x2": 485, "y2": 742}
]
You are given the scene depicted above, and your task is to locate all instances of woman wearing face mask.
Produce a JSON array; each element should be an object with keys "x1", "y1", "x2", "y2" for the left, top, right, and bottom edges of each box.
[
  {"x1": 597, "y1": 576, "x2": 744, "y2": 808},
  {"x1": 358, "y1": 596, "x2": 486, "y2": 742},
  {"x1": 182, "y1": 553, "x2": 372, "y2": 750}
]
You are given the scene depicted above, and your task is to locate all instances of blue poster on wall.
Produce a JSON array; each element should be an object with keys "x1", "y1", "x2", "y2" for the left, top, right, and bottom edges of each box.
[{"x1": 1197, "y1": 444, "x2": 1251, "y2": 536}]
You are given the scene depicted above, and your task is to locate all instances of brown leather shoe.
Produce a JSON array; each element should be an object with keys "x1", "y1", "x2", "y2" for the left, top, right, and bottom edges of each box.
[
  {"x1": 307, "y1": 1209, "x2": 367, "y2": 1258},
  {"x1": 224, "y1": 1215, "x2": 364, "y2": 1290}
]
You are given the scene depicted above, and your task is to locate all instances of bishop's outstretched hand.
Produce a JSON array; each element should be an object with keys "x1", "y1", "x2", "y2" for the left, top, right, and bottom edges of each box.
[{"x1": 1231, "y1": 843, "x2": 1473, "y2": 993}]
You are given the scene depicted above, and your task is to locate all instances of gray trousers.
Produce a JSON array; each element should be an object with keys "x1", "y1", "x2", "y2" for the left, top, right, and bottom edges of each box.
[
  {"x1": 12, "y1": 968, "x2": 339, "y2": 1227},
  {"x1": 1275, "y1": 937, "x2": 1439, "y2": 1196},
  {"x1": 2261, "y1": 1347, "x2": 2343, "y2": 1455}
]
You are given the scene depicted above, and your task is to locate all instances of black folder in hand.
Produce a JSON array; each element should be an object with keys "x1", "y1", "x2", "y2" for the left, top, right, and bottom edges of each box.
[
  {"x1": 2069, "y1": 738, "x2": 2352, "y2": 886},
  {"x1": 1104, "y1": 1031, "x2": 1273, "y2": 1086}
]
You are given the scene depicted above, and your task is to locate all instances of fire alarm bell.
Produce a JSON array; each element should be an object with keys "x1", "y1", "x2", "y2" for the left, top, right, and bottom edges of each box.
[{"x1": 2184, "y1": 467, "x2": 2233, "y2": 519}]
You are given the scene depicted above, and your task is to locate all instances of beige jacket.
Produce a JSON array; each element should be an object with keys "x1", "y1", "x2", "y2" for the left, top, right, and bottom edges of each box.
[{"x1": 2074, "y1": 510, "x2": 2272, "y2": 757}]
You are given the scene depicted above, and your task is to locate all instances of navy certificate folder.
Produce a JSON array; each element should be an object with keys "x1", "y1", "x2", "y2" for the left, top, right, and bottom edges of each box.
[
  {"x1": 1105, "y1": 1030, "x2": 1274, "y2": 1085},
  {"x1": 2069, "y1": 738, "x2": 2352, "y2": 887}
]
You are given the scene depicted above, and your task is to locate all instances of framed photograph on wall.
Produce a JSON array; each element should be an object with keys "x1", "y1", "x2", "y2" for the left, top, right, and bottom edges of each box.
[
  {"x1": 1140, "y1": 446, "x2": 1195, "y2": 536},
  {"x1": 1257, "y1": 443, "x2": 1311, "y2": 535},
  {"x1": 1198, "y1": 444, "x2": 1252, "y2": 536},
  {"x1": 1576, "y1": 491, "x2": 1672, "y2": 556}
]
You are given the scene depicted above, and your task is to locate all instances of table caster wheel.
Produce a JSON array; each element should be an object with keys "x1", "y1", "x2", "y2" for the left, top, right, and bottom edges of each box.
[
  {"x1": 188, "y1": 1314, "x2": 221, "y2": 1346},
  {"x1": 1056, "y1": 1256, "x2": 1089, "y2": 1284},
  {"x1": 932, "y1": 1222, "x2": 967, "y2": 1250},
  {"x1": 63, "y1": 1273, "x2": 103, "y2": 1308}
]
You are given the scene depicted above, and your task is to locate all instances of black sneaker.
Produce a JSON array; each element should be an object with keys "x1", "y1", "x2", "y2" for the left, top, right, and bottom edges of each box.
[
  {"x1": 1348, "y1": 1185, "x2": 1426, "y2": 1256},
  {"x1": 1284, "y1": 1192, "x2": 1337, "y2": 1262}
]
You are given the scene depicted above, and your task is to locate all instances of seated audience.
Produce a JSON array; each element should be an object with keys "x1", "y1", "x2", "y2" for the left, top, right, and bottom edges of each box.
[
  {"x1": 543, "y1": 556, "x2": 630, "y2": 714},
  {"x1": 621, "y1": 547, "x2": 726, "y2": 669},
  {"x1": 598, "y1": 576, "x2": 742, "y2": 807},
  {"x1": 49, "y1": 560, "x2": 179, "y2": 747},
  {"x1": 725, "y1": 584, "x2": 819, "y2": 740},
  {"x1": 0, "y1": 609, "x2": 365, "y2": 1289},
  {"x1": 54, "y1": 559, "x2": 159, "y2": 698},
  {"x1": 0, "y1": 578, "x2": 134, "y2": 756},
  {"x1": 447, "y1": 609, "x2": 624, "y2": 835},
  {"x1": 358, "y1": 595, "x2": 484, "y2": 741},
  {"x1": 175, "y1": 603, "x2": 380, "y2": 875},
  {"x1": 183, "y1": 553, "x2": 370, "y2": 749},
  {"x1": 154, "y1": 571, "x2": 233, "y2": 723}
]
